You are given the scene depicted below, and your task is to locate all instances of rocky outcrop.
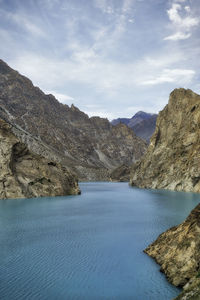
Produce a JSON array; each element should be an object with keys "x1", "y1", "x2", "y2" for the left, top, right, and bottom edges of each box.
[
  {"x1": 174, "y1": 277, "x2": 200, "y2": 299},
  {"x1": 110, "y1": 165, "x2": 130, "y2": 182},
  {"x1": 0, "y1": 118, "x2": 80, "y2": 199},
  {"x1": 144, "y1": 204, "x2": 200, "y2": 299},
  {"x1": 130, "y1": 88, "x2": 200, "y2": 193},
  {"x1": 111, "y1": 111, "x2": 157, "y2": 143},
  {"x1": 0, "y1": 59, "x2": 147, "y2": 181}
]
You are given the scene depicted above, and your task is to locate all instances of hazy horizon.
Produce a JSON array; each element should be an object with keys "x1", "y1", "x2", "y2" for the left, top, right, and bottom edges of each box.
[{"x1": 0, "y1": 0, "x2": 199, "y2": 120}]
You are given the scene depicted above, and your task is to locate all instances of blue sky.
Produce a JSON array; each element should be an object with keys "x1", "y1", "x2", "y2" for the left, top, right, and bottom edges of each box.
[{"x1": 0, "y1": 0, "x2": 199, "y2": 120}]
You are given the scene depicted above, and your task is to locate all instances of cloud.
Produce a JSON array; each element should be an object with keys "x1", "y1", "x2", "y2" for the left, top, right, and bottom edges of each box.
[
  {"x1": 0, "y1": 9, "x2": 45, "y2": 37},
  {"x1": 1, "y1": 0, "x2": 199, "y2": 119},
  {"x1": 164, "y1": 31, "x2": 191, "y2": 40},
  {"x1": 45, "y1": 91, "x2": 74, "y2": 104},
  {"x1": 184, "y1": 6, "x2": 191, "y2": 13},
  {"x1": 94, "y1": 0, "x2": 115, "y2": 15},
  {"x1": 141, "y1": 68, "x2": 195, "y2": 85},
  {"x1": 85, "y1": 110, "x2": 115, "y2": 120},
  {"x1": 164, "y1": 1, "x2": 199, "y2": 41}
]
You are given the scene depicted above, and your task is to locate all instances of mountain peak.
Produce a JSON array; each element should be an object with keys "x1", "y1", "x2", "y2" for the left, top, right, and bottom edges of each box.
[{"x1": 111, "y1": 111, "x2": 157, "y2": 142}]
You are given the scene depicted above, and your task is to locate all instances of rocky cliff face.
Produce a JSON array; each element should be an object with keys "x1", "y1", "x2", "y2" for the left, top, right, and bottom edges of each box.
[
  {"x1": 130, "y1": 88, "x2": 200, "y2": 193},
  {"x1": 0, "y1": 59, "x2": 147, "y2": 181},
  {"x1": 145, "y1": 203, "x2": 200, "y2": 299},
  {"x1": 0, "y1": 118, "x2": 80, "y2": 199},
  {"x1": 111, "y1": 111, "x2": 157, "y2": 143},
  {"x1": 110, "y1": 164, "x2": 130, "y2": 182}
]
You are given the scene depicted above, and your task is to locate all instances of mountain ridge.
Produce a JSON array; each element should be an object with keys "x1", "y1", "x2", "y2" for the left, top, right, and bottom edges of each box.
[{"x1": 0, "y1": 59, "x2": 147, "y2": 181}]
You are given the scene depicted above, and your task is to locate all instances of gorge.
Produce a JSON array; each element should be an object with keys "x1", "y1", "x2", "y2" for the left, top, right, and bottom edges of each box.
[{"x1": 1, "y1": 59, "x2": 200, "y2": 299}]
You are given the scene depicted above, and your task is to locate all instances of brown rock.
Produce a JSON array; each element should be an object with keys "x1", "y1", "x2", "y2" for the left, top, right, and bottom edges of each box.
[
  {"x1": 144, "y1": 204, "x2": 200, "y2": 299},
  {"x1": 0, "y1": 118, "x2": 80, "y2": 199},
  {"x1": 130, "y1": 88, "x2": 200, "y2": 193},
  {"x1": 110, "y1": 164, "x2": 130, "y2": 182}
]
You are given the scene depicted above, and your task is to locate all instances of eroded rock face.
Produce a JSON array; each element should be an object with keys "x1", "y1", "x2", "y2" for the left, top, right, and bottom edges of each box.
[
  {"x1": 130, "y1": 88, "x2": 200, "y2": 193},
  {"x1": 0, "y1": 59, "x2": 147, "y2": 181},
  {"x1": 144, "y1": 204, "x2": 200, "y2": 299},
  {"x1": 0, "y1": 119, "x2": 80, "y2": 199},
  {"x1": 110, "y1": 165, "x2": 130, "y2": 182}
]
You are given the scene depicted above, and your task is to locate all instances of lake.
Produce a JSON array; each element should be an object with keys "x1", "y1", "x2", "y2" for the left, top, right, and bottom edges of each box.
[{"x1": 0, "y1": 182, "x2": 200, "y2": 300}]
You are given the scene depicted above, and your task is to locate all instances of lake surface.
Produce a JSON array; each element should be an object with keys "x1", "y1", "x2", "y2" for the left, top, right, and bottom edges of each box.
[{"x1": 0, "y1": 182, "x2": 200, "y2": 300}]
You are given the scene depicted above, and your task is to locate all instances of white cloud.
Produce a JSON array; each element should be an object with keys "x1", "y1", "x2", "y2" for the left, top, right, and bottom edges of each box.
[
  {"x1": 94, "y1": 0, "x2": 114, "y2": 15},
  {"x1": 141, "y1": 68, "x2": 195, "y2": 85},
  {"x1": 9, "y1": 45, "x2": 192, "y2": 104},
  {"x1": 122, "y1": 0, "x2": 133, "y2": 13},
  {"x1": 0, "y1": 9, "x2": 45, "y2": 37},
  {"x1": 45, "y1": 91, "x2": 74, "y2": 104},
  {"x1": 0, "y1": 0, "x2": 200, "y2": 120},
  {"x1": 85, "y1": 110, "x2": 115, "y2": 120},
  {"x1": 164, "y1": 1, "x2": 199, "y2": 41},
  {"x1": 164, "y1": 31, "x2": 191, "y2": 40},
  {"x1": 185, "y1": 6, "x2": 191, "y2": 13}
]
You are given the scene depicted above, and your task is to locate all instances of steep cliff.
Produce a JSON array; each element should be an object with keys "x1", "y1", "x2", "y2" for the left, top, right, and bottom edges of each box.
[
  {"x1": 0, "y1": 59, "x2": 147, "y2": 181},
  {"x1": 0, "y1": 118, "x2": 80, "y2": 199},
  {"x1": 144, "y1": 204, "x2": 200, "y2": 300},
  {"x1": 130, "y1": 88, "x2": 200, "y2": 193}
]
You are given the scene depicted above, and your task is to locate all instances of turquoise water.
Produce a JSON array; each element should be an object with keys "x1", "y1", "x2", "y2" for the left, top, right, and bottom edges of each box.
[{"x1": 0, "y1": 182, "x2": 200, "y2": 300}]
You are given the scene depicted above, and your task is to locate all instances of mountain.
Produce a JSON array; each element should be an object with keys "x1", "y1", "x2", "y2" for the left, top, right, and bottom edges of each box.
[
  {"x1": 111, "y1": 117, "x2": 130, "y2": 126},
  {"x1": 0, "y1": 118, "x2": 80, "y2": 199},
  {"x1": 145, "y1": 203, "x2": 200, "y2": 299},
  {"x1": 111, "y1": 111, "x2": 157, "y2": 142},
  {"x1": 132, "y1": 114, "x2": 157, "y2": 143},
  {"x1": 130, "y1": 88, "x2": 200, "y2": 193},
  {"x1": 0, "y1": 59, "x2": 147, "y2": 181}
]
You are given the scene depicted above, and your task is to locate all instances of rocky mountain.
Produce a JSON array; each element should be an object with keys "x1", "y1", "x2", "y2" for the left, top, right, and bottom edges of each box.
[
  {"x1": 132, "y1": 114, "x2": 157, "y2": 143},
  {"x1": 0, "y1": 59, "x2": 147, "y2": 181},
  {"x1": 145, "y1": 203, "x2": 200, "y2": 299},
  {"x1": 130, "y1": 88, "x2": 200, "y2": 193},
  {"x1": 111, "y1": 111, "x2": 157, "y2": 142},
  {"x1": 0, "y1": 118, "x2": 80, "y2": 199}
]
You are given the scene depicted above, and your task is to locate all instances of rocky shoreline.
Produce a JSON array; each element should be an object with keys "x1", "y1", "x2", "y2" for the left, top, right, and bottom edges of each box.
[{"x1": 144, "y1": 203, "x2": 200, "y2": 299}]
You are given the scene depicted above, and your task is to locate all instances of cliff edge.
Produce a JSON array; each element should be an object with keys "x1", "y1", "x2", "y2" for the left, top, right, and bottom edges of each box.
[
  {"x1": 130, "y1": 88, "x2": 200, "y2": 193},
  {"x1": 144, "y1": 203, "x2": 200, "y2": 299}
]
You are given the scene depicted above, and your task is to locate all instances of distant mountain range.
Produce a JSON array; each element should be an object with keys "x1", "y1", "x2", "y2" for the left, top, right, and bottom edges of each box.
[{"x1": 111, "y1": 111, "x2": 158, "y2": 143}]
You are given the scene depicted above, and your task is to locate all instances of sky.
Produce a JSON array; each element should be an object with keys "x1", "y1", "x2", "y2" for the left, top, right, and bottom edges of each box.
[{"x1": 0, "y1": 0, "x2": 200, "y2": 120}]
